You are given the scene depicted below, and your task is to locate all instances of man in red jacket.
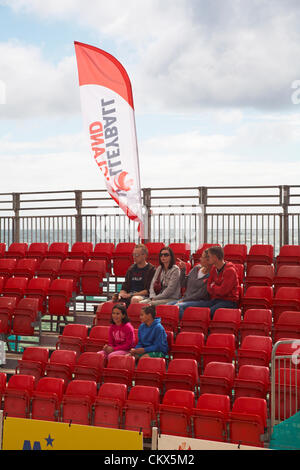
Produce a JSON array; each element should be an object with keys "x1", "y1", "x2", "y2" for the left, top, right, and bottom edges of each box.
[{"x1": 196, "y1": 245, "x2": 240, "y2": 319}]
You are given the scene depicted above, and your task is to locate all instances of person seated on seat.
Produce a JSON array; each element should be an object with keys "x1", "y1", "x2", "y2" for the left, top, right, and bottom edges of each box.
[
  {"x1": 100, "y1": 303, "x2": 136, "y2": 359},
  {"x1": 196, "y1": 245, "x2": 240, "y2": 319},
  {"x1": 113, "y1": 244, "x2": 156, "y2": 307},
  {"x1": 167, "y1": 249, "x2": 211, "y2": 319},
  {"x1": 129, "y1": 305, "x2": 168, "y2": 359},
  {"x1": 140, "y1": 246, "x2": 181, "y2": 306}
]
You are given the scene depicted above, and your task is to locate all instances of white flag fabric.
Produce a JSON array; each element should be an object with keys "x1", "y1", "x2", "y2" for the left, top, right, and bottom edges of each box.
[{"x1": 74, "y1": 41, "x2": 144, "y2": 238}]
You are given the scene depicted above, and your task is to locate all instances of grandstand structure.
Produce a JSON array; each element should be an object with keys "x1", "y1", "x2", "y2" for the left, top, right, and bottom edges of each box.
[{"x1": 0, "y1": 185, "x2": 300, "y2": 450}]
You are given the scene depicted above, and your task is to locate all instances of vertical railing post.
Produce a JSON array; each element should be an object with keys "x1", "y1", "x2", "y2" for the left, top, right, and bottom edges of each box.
[
  {"x1": 199, "y1": 187, "x2": 208, "y2": 243},
  {"x1": 75, "y1": 190, "x2": 83, "y2": 242},
  {"x1": 281, "y1": 185, "x2": 290, "y2": 246},
  {"x1": 12, "y1": 192, "x2": 20, "y2": 243},
  {"x1": 142, "y1": 188, "x2": 152, "y2": 243}
]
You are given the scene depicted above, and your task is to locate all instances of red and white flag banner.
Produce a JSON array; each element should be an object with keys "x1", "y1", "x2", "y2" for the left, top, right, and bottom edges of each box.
[{"x1": 74, "y1": 41, "x2": 144, "y2": 238}]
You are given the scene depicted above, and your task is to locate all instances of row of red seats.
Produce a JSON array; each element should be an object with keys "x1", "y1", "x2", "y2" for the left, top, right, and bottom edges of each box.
[
  {"x1": 0, "y1": 258, "x2": 105, "y2": 296},
  {"x1": 0, "y1": 372, "x2": 269, "y2": 447}
]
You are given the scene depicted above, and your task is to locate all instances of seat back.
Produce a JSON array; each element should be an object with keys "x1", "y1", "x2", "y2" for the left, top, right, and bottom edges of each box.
[
  {"x1": 48, "y1": 242, "x2": 69, "y2": 260},
  {"x1": 180, "y1": 307, "x2": 211, "y2": 334}
]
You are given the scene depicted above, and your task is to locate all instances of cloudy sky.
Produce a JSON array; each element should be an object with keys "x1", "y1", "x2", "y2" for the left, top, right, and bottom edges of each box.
[{"x1": 0, "y1": 0, "x2": 300, "y2": 194}]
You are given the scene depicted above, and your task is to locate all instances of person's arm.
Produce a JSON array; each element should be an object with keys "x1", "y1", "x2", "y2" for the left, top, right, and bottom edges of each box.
[
  {"x1": 143, "y1": 327, "x2": 168, "y2": 354},
  {"x1": 149, "y1": 267, "x2": 160, "y2": 299},
  {"x1": 208, "y1": 269, "x2": 237, "y2": 297},
  {"x1": 154, "y1": 266, "x2": 180, "y2": 300}
]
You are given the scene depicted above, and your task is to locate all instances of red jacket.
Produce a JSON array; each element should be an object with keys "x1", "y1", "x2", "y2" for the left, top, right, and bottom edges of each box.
[{"x1": 207, "y1": 262, "x2": 239, "y2": 303}]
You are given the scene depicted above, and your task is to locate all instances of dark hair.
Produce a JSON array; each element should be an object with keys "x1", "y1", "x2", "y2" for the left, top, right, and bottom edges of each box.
[
  {"x1": 141, "y1": 304, "x2": 156, "y2": 319},
  {"x1": 208, "y1": 246, "x2": 224, "y2": 260},
  {"x1": 111, "y1": 303, "x2": 130, "y2": 324},
  {"x1": 159, "y1": 246, "x2": 176, "y2": 269}
]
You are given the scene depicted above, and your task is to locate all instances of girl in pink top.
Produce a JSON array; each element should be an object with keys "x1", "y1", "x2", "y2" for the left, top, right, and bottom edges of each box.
[{"x1": 101, "y1": 303, "x2": 135, "y2": 358}]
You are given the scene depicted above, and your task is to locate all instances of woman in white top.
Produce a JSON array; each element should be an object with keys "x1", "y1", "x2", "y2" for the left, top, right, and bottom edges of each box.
[{"x1": 140, "y1": 246, "x2": 181, "y2": 306}]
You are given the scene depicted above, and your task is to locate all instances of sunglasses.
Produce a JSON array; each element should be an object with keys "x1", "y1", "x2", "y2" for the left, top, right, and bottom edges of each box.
[{"x1": 160, "y1": 252, "x2": 170, "y2": 257}]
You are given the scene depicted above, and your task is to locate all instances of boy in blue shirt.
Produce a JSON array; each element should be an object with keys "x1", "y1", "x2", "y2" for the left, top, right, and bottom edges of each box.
[{"x1": 129, "y1": 305, "x2": 168, "y2": 359}]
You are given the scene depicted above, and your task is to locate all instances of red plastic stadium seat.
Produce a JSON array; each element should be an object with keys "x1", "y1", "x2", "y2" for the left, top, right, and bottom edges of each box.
[
  {"x1": 2, "y1": 276, "x2": 29, "y2": 302},
  {"x1": 56, "y1": 323, "x2": 89, "y2": 355},
  {"x1": 68, "y1": 242, "x2": 93, "y2": 263},
  {"x1": 239, "y1": 309, "x2": 272, "y2": 342},
  {"x1": 224, "y1": 244, "x2": 247, "y2": 265},
  {"x1": 0, "y1": 243, "x2": 6, "y2": 257},
  {"x1": 90, "y1": 243, "x2": 114, "y2": 274},
  {"x1": 246, "y1": 244, "x2": 274, "y2": 272},
  {"x1": 199, "y1": 362, "x2": 235, "y2": 397},
  {"x1": 276, "y1": 245, "x2": 300, "y2": 269},
  {"x1": 133, "y1": 356, "x2": 166, "y2": 392},
  {"x1": 85, "y1": 325, "x2": 110, "y2": 353},
  {"x1": 0, "y1": 258, "x2": 17, "y2": 281},
  {"x1": 274, "y1": 311, "x2": 300, "y2": 342},
  {"x1": 47, "y1": 279, "x2": 74, "y2": 317},
  {"x1": 15, "y1": 347, "x2": 49, "y2": 381},
  {"x1": 24, "y1": 277, "x2": 51, "y2": 315},
  {"x1": 170, "y1": 331, "x2": 204, "y2": 364},
  {"x1": 180, "y1": 307, "x2": 211, "y2": 335},
  {"x1": 237, "y1": 335, "x2": 272, "y2": 368},
  {"x1": 158, "y1": 389, "x2": 195, "y2": 437},
  {"x1": 95, "y1": 301, "x2": 117, "y2": 326},
  {"x1": 228, "y1": 397, "x2": 267, "y2": 447},
  {"x1": 31, "y1": 377, "x2": 64, "y2": 422},
  {"x1": 11, "y1": 297, "x2": 40, "y2": 336},
  {"x1": 273, "y1": 265, "x2": 300, "y2": 294},
  {"x1": 0, "y1": 372, "x2": 7, "y2": 400},
  {"x1": 58, "y1": 259, "x2": 84, "y2": 294},
  {"x1": 47, "y1": 242, "x2": 69, "y2": 260},
  {"x1": 26, "y1": 243, "x2": 48, "y2": 261},
  {"x1": 192, "y1": 244, "x2": 221, "y2": 265},
  {"x1": 163, "y1": 358, "x2": 199, "y2": 394},
  {"x1": 191, "y1": 393, "x2": 230, "y2": 442},
  {"x1": 0, "y1": 276, "x2": 4, "y2": 294},
  {"x1": 274, "y1": 338, "x2": 300, "y2": 370},
  {"x1": 169, "y1": 243, "x2": 191, "y2": 262},
  {"x1": 36, "y1": 258, "x2": 62, "y2": 281},
  {"x1": 201, "y1": 334, "x2": 236, "y2": 371},
  {"x1": 274, "y1": 368, "x2": 300, "y2": 420},
  {"x1": 3, "y1": 374, "x2": 35, "y2": 418},
  {"x1": 272, "y1": 287, "x2": 300, "y2": 324},
  {"x1": 61, "y1": 379, "x2": 97, "y2": 425},
  {"x1": 0, "y1": 297, "x2": 17, "y2": 334},
  {"x1": 245, "y1": 264, "x2": 275, "y2": 288},
  {"x1": 93, "y1": 382, "x2": 127, "y2": 428},
  {"x1": 145, "y1": 242, "x2": 165, "y2": 267},
  {"x1": 80, "y1": 260, "x2": 105, "y2": 296},
  {"x1": 209, "y1": 308, "x2": 241, "y2": 337},
  {"x1": 102, "y1": 354, "x2": 135, "y2": 386},
  {"x1": 241, "y1": 286, "x2": 273, "y2": 313},
  {"x1": 123, "y1": 385, "x2": 160, "y2": 437},
  {"x1": 234, "y1": 365, "x2": 270, "y2": 400},
  {"x1": 73, "y1": 352, "x2": 106, "y2": 383},
  {"x1": 112, "y1": 243, "x2": 135, "y2": 277},
  {"x1": 5, "y1": 243, "x2": 28, "y2": 260},
  {"x1": 127, "y1": 303, "x2": 149, "y2": 329},
  {"x1": 156, "y1": 304, "x2": 180, "y2": 334},
  {"x1": 44, "y1": 349, "x2": 77, "y2": 391}
]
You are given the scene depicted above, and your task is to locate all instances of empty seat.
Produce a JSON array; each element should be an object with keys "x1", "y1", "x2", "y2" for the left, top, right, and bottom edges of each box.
[
  {"x1": 180, "y1": 307, "x2": 210, "y2": 335},
  {"x1": 201, "y1": 334, "x2": 236, "y2": 371},
  {"x1": 237, "y1": 335, "x2": 272, "y2": 368},
  {"x1": 47, "y1": 279, "x2": 74, "y2": 317},
  {"x1": 239, "y1": 309, "x2": 272, "y2": 342},
  {"x1": 163, "y1": 358, "x2": 199, "y2": 394},
  {"x1": 95, "y1": 301, "x2": 116, "y2": 326},
  {"x1": 224, "y1": 244, "x2": 247, "y2": 265},
  {"x1": 58, "y1": 259, "x2": 84, "y2": 294},
  {"x1": 3, "y1": 374, "x2": 35, "y2": 418},
  {"x1": 36, "y1": 258, "x2": 62, "y2": 281},
  {"x1": 68, "y1": 242, "x2": 93, "y2": 263},
  {"x1": 245, "y1": 264, "x2": 275, "y2": 288},
  {"x1": 191, "y1": 393, "x2": 230, "y2": 442},
  {"x1": 276, "y1": 245, "x2": 300, "y2": 269},
  {"x1": 199, "y1": 362, "x2": 235, "y2": 397},
  {"x1": 24, "y1": 277, "x2": 51, "y2": 315},
  {"x1": 0, "y1": 372, "x2": 7, "y2": 400},
  {"x1": 233, "y1": 263, "x2": 245, "y2": 284},
  {"x1": 0, "y1": 258, "x2": 17, "y2": 281},
  {"x1": 169, "y1": 243, "x2": 191, "y2": 262},
  {"x1": 85, "y1": 325, "x2": 110, "y2": 352},
  {"x1": 56, "y1": 323, "x2": 89, "y2": 355},
  {"x1": 273, "y1": 265, "x2": 300, "y2": 293},
  {"x1": 47, "y1": 242, "x2": 69, "y2": 260},
  {"x1": 102, "y1": 354, "x2": 136, "y2": 386},
  {"x1": 274, "y1": 368, "x2": 300, "y2": 420},
  {"x1": 61, "y1": 379, "x2": 97, "y2": 425},
  {"x1": 246, "y1": 244, "x2": 274, "y2": 272},
  {"x1": 90, "y1": 243, "x2": 114, "y2": 274},
  {"x1": 44, "y1": 349, "x2": 77, "y2": 390},
  {"x1": 31, "y1": 377, "x2": 64, "y2": 421},
  {"x1": 80, "y1": 260, "x2": 105, "y2": 296},
  {"x1": 272, "y1": 287, "x2": 300, "y2": 324},
  {"x1": 209, "y1": 308, "x2": 241, "y2": 337},
  {"x1": 93, "y1": 382, "x2": 127, "y2": 428},
  {"x1": 241, "y1": 286, "x2": 273, "y2": 313},
  {"x1": 112, "y1": 243, "x2": 135, "y2": 277},
  {"x1": 156, "y1": 304, "x2": 180, "y2": 334},
  {"x1": 0, "y1": 243, "x2": 6, "y2": 257},
  {"x1": 274, "y1": 311, "x2": 300, "y2": 342},
  {"x1": 234, "y1": 365, "x2": 270, "y2": 400},
  {"x1": 158, "y1": 389, "x2": 195, "y2": 437},
  {"x1": 73, "y1": 352, "x2": 106, "y2": 383},
  {"x1": 170, "y1": 331, "x2": 204, "y2": 364},
  {"x1": 5, "y1": 243, "x2": 28, "y2": 260},
  {"x1": 145, "y1": 242, "x2": 165, "y2": 267},
  {"x1": 274, "y1": 339, "x2": 300, "y2": 370},
  {"x1": 26, "y1": 242, "x2": 48, "y2": 261},
  {"x1": 228, "y1": 397, "x2": 267, "y2": 447},
  {"x1": 15, "y1": 346, "x2": 49, "y2": 381},
  {"x1": 0, "y1": 297, "x2": 17, "y2": 334},
  {"x1": 2, "y1": 276, "x2": 29, "y2": 302},
  {"x1": 11, "y1": 297, "x2": 40, "y2": 336},
  {"x1": 133, "y1": 356, "x2": 166, "y2": 392},
  {"x1": 123, "y1": 385, "x2": 160, "y2": 437}
]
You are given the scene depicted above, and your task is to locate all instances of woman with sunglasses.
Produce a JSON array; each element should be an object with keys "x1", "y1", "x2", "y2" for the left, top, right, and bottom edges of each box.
[{"x1": 140, "y1": 246, "x2": 181, "y2": 306}]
